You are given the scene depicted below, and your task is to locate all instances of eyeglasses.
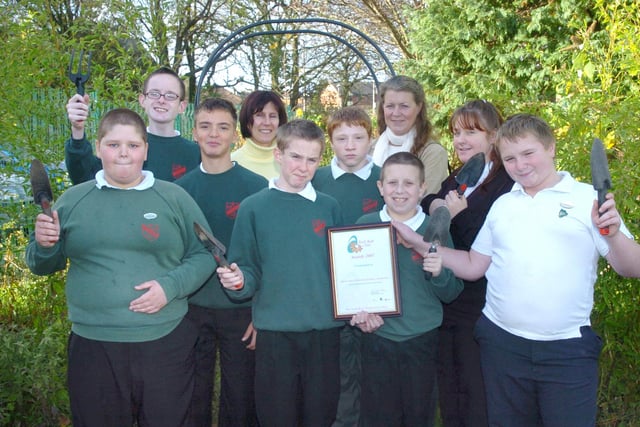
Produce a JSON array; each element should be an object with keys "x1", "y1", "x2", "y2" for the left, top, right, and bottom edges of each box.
[{"x1": 144, "y1": 91, "x2": 181, "y2": 101}]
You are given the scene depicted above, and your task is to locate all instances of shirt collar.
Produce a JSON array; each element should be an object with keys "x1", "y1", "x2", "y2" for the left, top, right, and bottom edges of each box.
[
  {"x1": 199, "y1": 162, "x2": 236, "y2": 174},
  {"x1": 379, "y1": 205, "x2": 425, "y2": 231},
  {"x1": 148, "y1": 127, "x2": 180, "y2": 137},
  {"x1": 268, "y1": 178, "x2": 317, "y2": 201},
  {"x1": 95, "y1": 170, "x2": 155, "y2": 190},
  {"x1": 330, "y1": 156, "x2": 374, "y2": 180},
  {"x1": 510, "y1": 171, "x2": 572, "y2": 195}
]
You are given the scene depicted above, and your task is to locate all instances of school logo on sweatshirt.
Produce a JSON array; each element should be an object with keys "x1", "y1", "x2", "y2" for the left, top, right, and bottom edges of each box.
[
  {"x1": 312, "y1": 219, "x2": 326, "y2": 237},
  {"x1": 411, "y1": 250, "x2": 423, "y2": 264},
  {"x1": 225, "y1": 202, "x2": 240, "y2": 219},
  {"x1": 362, "y1": 198, "x2": 379, "y2": 214},
  {"x1": 172, "y1": 164, "x2": 187, "y2": 180},
  {"x1": 141, "y1": 224, "x2": 160, "y2": 241}
]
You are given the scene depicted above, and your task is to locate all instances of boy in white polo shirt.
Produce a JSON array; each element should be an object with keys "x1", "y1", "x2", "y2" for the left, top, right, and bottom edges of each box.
[{"x1": 397, "y1": 113, "x2": 636, "y2": 427}]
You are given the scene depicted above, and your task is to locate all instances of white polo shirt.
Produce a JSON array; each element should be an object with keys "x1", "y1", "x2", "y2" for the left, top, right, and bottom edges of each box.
[{"x1": 472, "y1": 172, "x2": 631, "y2": 340}]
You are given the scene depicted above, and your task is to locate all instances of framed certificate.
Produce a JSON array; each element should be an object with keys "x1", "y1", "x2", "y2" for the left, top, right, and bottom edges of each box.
[{"x1": 327, "y1": 222, "x2": 401, "y2": 320}]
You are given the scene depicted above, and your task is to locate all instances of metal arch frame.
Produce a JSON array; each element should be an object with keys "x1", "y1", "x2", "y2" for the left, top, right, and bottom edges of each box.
[{"x1": 195, "y1": 18, "x2": 396, "y2": 106}]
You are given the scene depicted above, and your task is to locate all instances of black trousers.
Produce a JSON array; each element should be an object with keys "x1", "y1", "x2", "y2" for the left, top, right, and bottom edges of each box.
[
  {"x1": 332, "y1": 325, "x2": 363, "y2": 427},
  {"x1": 438, "y1": 318, "x2": 488, "y2": 427},
  {"x1": 67, "y1": 317, "x2": 197, "y2": 427},
  {"x1": 255, "y1": 328, "x2": 341, "y2": 427},
  {"x1": 360, "y1": 329, "x2": 439, "y2": 427},
  {"x1": 475, "y1": 314, "x2": 602, "y2": 427},
  {"x1": 184, "y1": 304, "x2": 257, "y2": 427}
]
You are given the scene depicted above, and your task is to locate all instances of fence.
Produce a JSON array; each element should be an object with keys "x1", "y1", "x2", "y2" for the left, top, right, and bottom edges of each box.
[{"x1": 1, "y1": 89, "x2": 199, "y2": 234}]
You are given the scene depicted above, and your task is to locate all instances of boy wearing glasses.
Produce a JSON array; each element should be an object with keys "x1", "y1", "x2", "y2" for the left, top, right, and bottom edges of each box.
[{"x1": 65, "y1": 67, "x2": 200, "y2": 184}]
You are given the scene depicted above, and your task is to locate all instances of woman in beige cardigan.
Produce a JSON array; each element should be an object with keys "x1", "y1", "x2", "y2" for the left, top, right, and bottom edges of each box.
[{"x1": 372, "y1": 75, "x2": 449, "y2": 195}]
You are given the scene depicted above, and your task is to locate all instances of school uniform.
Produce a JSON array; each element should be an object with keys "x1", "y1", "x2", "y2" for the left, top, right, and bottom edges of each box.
[
  {"x1": 472, "y1": 172, "x2": 632, "y2": 427},
  {"x1": 65, "y1": 133, "x2": 200, "y2": 184},
  {"x1": 176, "y1": 163, "x2": 267, "y2": 427},
  {"x1": 422, "y1": 163, "x2": 513, "y2": 427},
  {"x1": 26, "y1": 172, "x2": 214, "y2": 426},
  {"x1": 356, "y1": 208, "x2": 463, "y2": 427},
  {"x1": 313, "y1": 157, "x2": 383, "y2": 427},
  {"x1": 225, "y1": 181, "x2": 344, "y2": 427}
]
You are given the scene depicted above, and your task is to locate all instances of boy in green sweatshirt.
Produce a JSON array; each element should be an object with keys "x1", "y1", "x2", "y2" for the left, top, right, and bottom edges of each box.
[
  {"x1": 26, "y1": 108, "x2": 214, "y2": 426},
  {"x1": 312, "y1": 106, "x2": 382, "y2": 427},
  {"x1": 353, "y1": 151, "x2": 463, "y2": 427},
  {"x1": 175, "y1": 98, "x2": 266, "y2": 427},
  {"x1": 65, "y1": 67, "x2": 200, "y2": 184},
  {"x1": 218, "y1": 119, "x2": 343, "y2": 427}
]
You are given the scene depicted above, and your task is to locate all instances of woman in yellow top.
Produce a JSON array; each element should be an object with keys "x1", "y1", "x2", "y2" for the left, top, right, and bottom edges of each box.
[{"x1": 231, "y1": 90, "x2": 288, "y2": 179}]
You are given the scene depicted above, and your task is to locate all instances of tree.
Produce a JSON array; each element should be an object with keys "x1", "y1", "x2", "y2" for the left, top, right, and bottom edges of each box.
[
  {"x1": 300, "y1": 0, "x2": 414, "y2": 61},
  {"x1": 404, "y1": 0, "x2": 593, "y2": 128},
  {"x1": 407, "y1": 1, "x2": 640, "y2": 422},
  {"x1": 198, "y1": 3, "x2": 381, "y2": 113}
]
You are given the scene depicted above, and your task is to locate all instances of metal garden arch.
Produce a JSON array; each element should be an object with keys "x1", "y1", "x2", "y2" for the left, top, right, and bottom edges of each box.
[{"x1": 194, "y1": 18, "x2": 396, "y2": 106}]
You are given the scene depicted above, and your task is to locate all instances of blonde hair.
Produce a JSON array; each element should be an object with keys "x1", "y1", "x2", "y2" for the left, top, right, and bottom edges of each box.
[
  {"x1": 496, "y1": 114, "x2": 555, "y2": 152},
  {"x1": 377, "y1": 75, "x2": 432, "y2": 156}
]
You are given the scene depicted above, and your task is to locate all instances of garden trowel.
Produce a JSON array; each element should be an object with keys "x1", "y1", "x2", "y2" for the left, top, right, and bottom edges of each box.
[
  {"x1": 591, "y1": 138, "x2": 612, "y2": 235},
  {"x1": 29, "y1": 159, "x2": 53, "y2": 218},
  {"x1": 455, "y1": 152, "x2": 485, "y2": 195},
  {"x1": 193, "y1": 221, "x2": 230, "y2": 268},
  {"x1": 422, "y1": 205, "x2": 451, "y2": 280}
]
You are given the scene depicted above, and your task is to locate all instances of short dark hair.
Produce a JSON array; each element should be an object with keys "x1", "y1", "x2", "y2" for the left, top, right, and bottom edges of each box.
[
  {"x1": 327, "y1": 106, "x2": 372, "y2": 140},
  {"x1": 275, "y1": 119, "x2": 325, "y2": 153},
  {"x1": 97, "y1": 108, "x2": 147, "y2": 142},
  {"x1": 195, "y1": 97, "x2": 237, "y2": 125},
  {"x1": 239, "y1": 91, "x2": 288, "y2": 138},
  {"x1": 143, "y1": 67, "x2": 186, "y2": 100},
  {"x1": 380, "y1": 151, "x2": 425, "y2": 183}
]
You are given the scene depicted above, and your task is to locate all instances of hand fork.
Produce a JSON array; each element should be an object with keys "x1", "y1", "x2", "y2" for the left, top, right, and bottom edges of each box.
[{"x1": 68, "y1": 50, "x2": 91, "y2": 96}]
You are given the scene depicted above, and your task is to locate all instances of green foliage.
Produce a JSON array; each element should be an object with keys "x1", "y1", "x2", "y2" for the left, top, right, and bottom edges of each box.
[
  {"x1": 593, "y1": 266, "x2": 640, "y2": 425},
  {"x1": 1, "y1": 0, "x2": 639, "y2": 423},
  {"x1": 403, "y1": 0, "x2": 589, "y2": 128},
  {"x1": 0, "y1": 229, "x2": 70, "y2": 425},
  {"x1": 0, "y1": 5, "x2": 66, "y2": 163},
  {"x1": 0, "y1": 0, "x2": 156, "y2": 171},
  {"x1": 0, "y1": 321, "x2": 71, "y2": 426},
  {"x1": 0, "y1": 230, "x2": 67, "y2": 329},
  {"x1": 406, "y1": 0, "x2": 640, "y2": 423},
  {"x1": 552, "y1": 2, "x2": 640, "y2": 423}
]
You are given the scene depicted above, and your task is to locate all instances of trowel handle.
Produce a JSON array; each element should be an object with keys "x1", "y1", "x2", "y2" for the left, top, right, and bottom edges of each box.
[
  {"x1": 424, "y1": 244, "x2": 438, "y2": 280},
  {"x1": 597, "y1": 190, "x2": 610, "y2": 236},
  {"x1": 41, "y1": 198, "x2": 53, "y2": 218}
]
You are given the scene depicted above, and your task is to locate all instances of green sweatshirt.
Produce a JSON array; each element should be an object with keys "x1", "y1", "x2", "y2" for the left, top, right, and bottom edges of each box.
[
  {"x1": 225, "y1": 188, "x2": 344, "y2": 332},
  {"x1": 357, "y1": 212, "x2": 463, "y2": 342},
  {"x1": 25, "y1": 179, "x2": 215, "y2": 342},
  {"x1": 65, "y1": 133, "x2": 200, "y2": 184},
  {"x1": 312, "y1": 164, "x2": 383, "y2": 225},
  {"x1": 175, "y1": 163, "x2": 267, "y2": 309}
]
